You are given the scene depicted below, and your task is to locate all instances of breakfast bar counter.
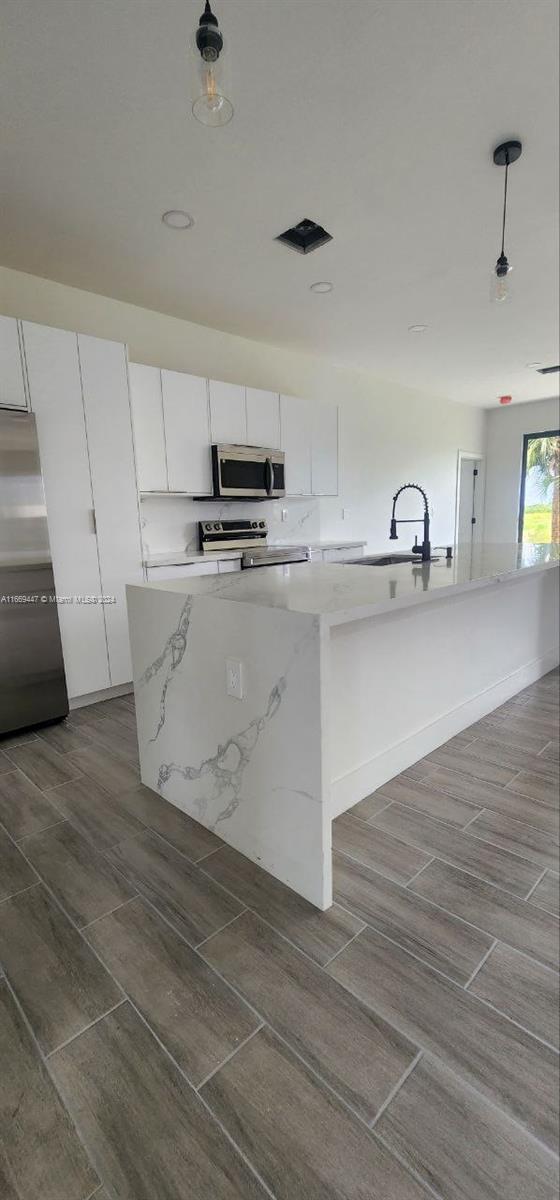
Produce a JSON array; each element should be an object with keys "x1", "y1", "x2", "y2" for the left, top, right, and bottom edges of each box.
[{"x1": 127, "y1": 544, "x2": 559, "y2": 908}]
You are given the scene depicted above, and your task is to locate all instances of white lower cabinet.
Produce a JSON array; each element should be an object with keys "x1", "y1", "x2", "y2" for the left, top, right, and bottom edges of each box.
[
  {"x1": 218, "y1": 559, "x2": 241, "y2": 572},
  {"x1": 146, "y1": 562, "x2": 219, "y2": 582},
  {"x1": 78, "y1": 334, "x2": 143, "y2": 686},
  {"x1": 0, "y1": 316, "x2": 28, "y2": 410},
  {"x1": 22, "y1": 322, "x2": 111, "y2": 697},
  {"x1": 22, "y1": 321, "x2": 143, "y2": 698},
  {"x1": 322, "y1": 546, "x2": 363, "y2": 562}
]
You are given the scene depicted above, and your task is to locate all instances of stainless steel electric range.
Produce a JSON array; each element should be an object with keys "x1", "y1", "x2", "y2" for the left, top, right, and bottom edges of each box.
[{"x1": 198, "y1": 519, "x2": 311, "y2": 568}]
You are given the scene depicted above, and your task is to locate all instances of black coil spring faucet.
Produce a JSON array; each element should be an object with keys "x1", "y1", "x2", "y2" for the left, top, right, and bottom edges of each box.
[{"x1": 390, "y1": 483, "x2": 432, "y2": 562}]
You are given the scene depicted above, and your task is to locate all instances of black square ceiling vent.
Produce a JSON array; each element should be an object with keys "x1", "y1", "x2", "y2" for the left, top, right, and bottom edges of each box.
[{"x1": 276, "y1": 218, "x2": 333, "y2": 254}]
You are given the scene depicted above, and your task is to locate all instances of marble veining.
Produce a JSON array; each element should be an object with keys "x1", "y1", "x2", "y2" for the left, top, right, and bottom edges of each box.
[
  {"x1": 140, "y1": 598, "x2": 194, "y2": 741},
  {"x1": 157, "y1": 621, "x2": 319, "y2": 830}
]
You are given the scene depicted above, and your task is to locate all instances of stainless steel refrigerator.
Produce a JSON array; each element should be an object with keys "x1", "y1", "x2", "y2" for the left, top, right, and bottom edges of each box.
[{"x1": 0, "y1": 409, "x2": 68, "y2": 734}]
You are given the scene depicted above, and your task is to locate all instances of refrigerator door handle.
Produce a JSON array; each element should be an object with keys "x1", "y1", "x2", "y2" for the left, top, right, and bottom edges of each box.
[{"x1": 90, "y1": 508, "x2": 97, "y2": 535}]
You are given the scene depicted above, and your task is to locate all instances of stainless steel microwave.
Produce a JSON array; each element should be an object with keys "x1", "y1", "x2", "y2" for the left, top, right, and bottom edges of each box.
[{"x1": 211, "y1": 444, "x2": 285, "y2": 499}]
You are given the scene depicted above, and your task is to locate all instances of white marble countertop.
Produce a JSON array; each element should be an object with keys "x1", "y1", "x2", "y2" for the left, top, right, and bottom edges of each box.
[
  {"x1": 143, "y1": 540, "x2": 366, "y2": 568},
  {"x1": 132, "y1": 543, "x2": 559, "y2": 627}
]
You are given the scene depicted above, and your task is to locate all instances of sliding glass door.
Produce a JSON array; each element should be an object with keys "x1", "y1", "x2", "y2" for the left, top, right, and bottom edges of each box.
[{"x1": 518, "y1": 430, "x2": 560, "y2": 543}]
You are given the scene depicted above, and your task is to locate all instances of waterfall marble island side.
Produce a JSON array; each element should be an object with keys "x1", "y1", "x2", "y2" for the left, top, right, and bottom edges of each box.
[{"x1": 126, "y1": 544, "x2": 559, "y2": 909}]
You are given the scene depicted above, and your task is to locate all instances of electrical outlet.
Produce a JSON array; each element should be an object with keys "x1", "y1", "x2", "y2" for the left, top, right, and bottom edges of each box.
[
  {"x1": 281, "y1": 508, "x2": 288, "y2": 522},
  {"x1": 226, "y1": 657, "x2": 244, "y2": 700}
]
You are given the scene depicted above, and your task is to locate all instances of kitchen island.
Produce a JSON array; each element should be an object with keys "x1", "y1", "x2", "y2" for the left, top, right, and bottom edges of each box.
[{"x1": 127, "y1": 544, "x2": 559, "y2": 909}]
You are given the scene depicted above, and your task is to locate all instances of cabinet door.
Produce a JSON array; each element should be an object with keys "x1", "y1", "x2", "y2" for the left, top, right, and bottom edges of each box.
[
  {"x1": 128, "y1": 363, "x2": 168, "y2": 491},
  {"x1": 22, "y1": 322, "x2": 110, "y2": 698},
  {"x1": 209, "y1": 380, "x2": 247, "y2": 444},
  {"x1": 312, "y1": 401, "x2": 338, "y2": 496},
  {"x1": 146, "y1": 562, "x2": 218, "y2": 581},
  {"x1": 280, "y1": 395, "x2": 312, "y2": 495},
  {"x1": 0, "y1": 316, "x2": 28, "y2": 410},
  {"x1": 161, "y1": 369, "x2": 212, "y2": 494},
  {"x1": 323, "y1": 547, "x2": 359, "y2": 562},
  {"x1": 218, "y1": 559, "x2": 241, "y2": 573},
  {"x1": 78, "y1": 334, "x2": 144, "y2": 687},
  {"x1": 246, "y1": 388, "x2": 280, "y2": 448}
]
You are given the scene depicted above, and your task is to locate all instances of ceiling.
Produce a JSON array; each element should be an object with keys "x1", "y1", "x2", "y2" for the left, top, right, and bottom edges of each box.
[{"x1": 1, "y1": 0, "x2": 559, "y2": 407}]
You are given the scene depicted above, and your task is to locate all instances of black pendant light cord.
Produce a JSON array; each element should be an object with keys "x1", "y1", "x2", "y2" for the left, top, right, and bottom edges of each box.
[{"x1": 500, "y1": 153, "x2": 510, "y2": 258}]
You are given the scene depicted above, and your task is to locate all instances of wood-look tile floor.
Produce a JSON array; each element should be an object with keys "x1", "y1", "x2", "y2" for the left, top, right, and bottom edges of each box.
[{"x1": 0, "y1": 673, "x2": 558, "y2": 1199}]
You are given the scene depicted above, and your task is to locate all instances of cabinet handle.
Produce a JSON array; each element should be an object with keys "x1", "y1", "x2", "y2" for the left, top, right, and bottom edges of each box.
[{"x1": 90, "y1": 508, "x2": 97, "y2": 535}]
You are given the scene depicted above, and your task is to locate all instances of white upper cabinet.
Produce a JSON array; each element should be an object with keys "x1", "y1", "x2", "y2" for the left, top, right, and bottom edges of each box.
[
  {"x1": 0, "y1": 316, "x2": 28, "y2": 410},
  {"x1": 209, "y1": 380, "x2": 247, "y2": 444},
  {"x1": 311, "y1": 400, "x2": 338, "y2": 496},
  {"x1": 161, "y1": 369, "x2": 212, "y2": 494},
  {"x1": 246, "y1": 387, "x2": 281, "y2": 448},
  {"x1": 78, "y1": 334, "x2": 144, "y2": 687},
  {"x1": 280, "y1": 394, "x2": 312, "y2": 495},
  {"x1": 22, "y1": 322, "x2": 110, "y2": 698},
  {"x1": 128, "y1": 363, "x2": 168, "y2": 491}
]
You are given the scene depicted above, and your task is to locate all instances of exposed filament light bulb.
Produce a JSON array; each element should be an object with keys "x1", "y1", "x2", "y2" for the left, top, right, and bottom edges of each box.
[{"x1": 192, "y1": 1, "x2": 233, "y2": 126}]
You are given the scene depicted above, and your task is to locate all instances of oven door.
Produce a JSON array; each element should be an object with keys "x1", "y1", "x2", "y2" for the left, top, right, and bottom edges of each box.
[{"x1": 212, "y1": 445, "x2": 285, "y2": 498}]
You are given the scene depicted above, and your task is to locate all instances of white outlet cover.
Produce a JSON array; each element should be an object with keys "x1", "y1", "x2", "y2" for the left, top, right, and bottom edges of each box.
[{"x1": 226, "y1": 657, "x2": 244, "y2": 700}]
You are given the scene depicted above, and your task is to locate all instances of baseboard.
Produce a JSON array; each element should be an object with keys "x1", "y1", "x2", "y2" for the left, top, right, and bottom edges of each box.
[
  {"x1": 330, "y1": 646, "x2": 559, "y2": 819},
  {"x1": 70, "y1": 682, "x2": 133, "y2": 709}
]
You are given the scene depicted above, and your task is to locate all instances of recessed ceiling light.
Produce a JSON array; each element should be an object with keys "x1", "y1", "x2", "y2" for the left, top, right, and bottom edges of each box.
[
  {"x1": 526, "y1": 361, "x2": 542, "y2": 369},
  {"x1": 310, "y1": 281, "x2": 333, "y2": 294},
  {"x1": 162, "y1": 210, "x2": 195, "y2": 230},
  {"x1": 408, "y1": 324, "x2": 428, "y2": 333}
]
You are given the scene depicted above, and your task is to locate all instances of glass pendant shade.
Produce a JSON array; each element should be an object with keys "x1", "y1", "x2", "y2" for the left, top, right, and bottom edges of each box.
[
  {"x1": 192, "y1": 57, "x2": 233, "y2": 126},
  {"x1": 491, "y1": 257, "x2": 513, "y2": 303},
  {"x1": 190, "y1": 3, "x2": 233, "y2": 127}
]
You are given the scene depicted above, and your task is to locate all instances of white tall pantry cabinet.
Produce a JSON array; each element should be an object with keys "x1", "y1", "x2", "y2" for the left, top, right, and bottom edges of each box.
[
  {"x1": 78, "y1": 334, "x2": 144, "y2": 686},
  {"x1": 21, "y1": 322, "x2": 142, "y2": 698}
]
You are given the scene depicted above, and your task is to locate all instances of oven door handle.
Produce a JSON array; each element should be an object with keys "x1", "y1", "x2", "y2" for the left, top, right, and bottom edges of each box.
[{"x1": 265, "y1": 457, "x2": 274, "y2": 496}]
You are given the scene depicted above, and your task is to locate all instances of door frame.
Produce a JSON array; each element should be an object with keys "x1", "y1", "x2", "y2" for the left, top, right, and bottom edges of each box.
[
  {"x1": 517, "y1": 428, "x2": 560, "y2": 543},
  {"x1": 454, "y1": 450, "x2": 485, "y2": 547}
]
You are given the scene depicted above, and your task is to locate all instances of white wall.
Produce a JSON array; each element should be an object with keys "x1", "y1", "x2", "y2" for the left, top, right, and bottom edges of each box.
[
  {"x1": 484, "y1": 397, "x2": 560, "y2": 543},
  {"x1": 0, "y1": 266, "x2": 484, "y2": 552}
]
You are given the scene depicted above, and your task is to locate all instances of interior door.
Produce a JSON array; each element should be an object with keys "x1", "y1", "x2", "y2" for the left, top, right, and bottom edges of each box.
[
  {"x1": 22, "y1": 322, "x2": 110, "y2": 697},
  {"x1": 78, "y1": 334, "x2": 144, "y2": 686},
  {"x1": 457, "y1": 457, "x2": 483, "y2": 546}
]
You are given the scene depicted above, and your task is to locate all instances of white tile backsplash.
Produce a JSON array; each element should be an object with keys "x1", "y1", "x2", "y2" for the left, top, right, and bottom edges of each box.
[{"x1": 140, "y1": 496, "x2": 321, "y2": 556}]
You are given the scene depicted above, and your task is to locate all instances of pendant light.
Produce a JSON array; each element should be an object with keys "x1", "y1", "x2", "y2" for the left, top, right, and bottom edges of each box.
[
  {"x1": 491, "y1": 139, "x2": 522, "y2": 302},
  {"x1": 192, "y1": 1, "x2": 233, "y2": 127}
]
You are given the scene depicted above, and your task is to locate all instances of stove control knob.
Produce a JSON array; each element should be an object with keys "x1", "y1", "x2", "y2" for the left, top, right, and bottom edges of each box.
[
  {"x1": 259, "y1": 521, "x2": 265, "y2": 528},
  {"x1": 214, "y1": 523, "x2": 220, "y2": 530},
  {"x1": 252, "y1": 521, "x2": 258, "y2": 528},
  {"x1": 205, "y1": 523, "x2": 212, "y2": 531}
]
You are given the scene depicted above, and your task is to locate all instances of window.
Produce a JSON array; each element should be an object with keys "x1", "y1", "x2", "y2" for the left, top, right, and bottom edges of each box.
[{"x1": 518, "y1": 430, "x2": 560, "y2": 543}]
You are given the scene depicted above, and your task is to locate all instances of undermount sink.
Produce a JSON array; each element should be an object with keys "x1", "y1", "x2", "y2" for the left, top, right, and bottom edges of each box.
[{"x1": 345, "y1": 554, "x2": 439, "y2": 566}]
